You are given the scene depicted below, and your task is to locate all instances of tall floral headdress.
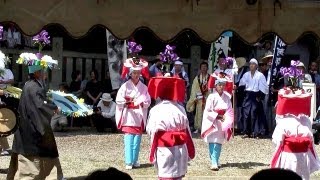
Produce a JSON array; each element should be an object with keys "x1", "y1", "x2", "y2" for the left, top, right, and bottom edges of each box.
[
  {"x1": 16, "y1": 30, "x2": 58, "y2": 70},
  {"x1": 121, "y1": 41, "x2": 149, "y2": 79},
  {"x1": 159, "y1": 45, "x2": 180, "y2": 64},
  {"x1": 280, "y1": 60, "x2": 304, "y2": 89}
]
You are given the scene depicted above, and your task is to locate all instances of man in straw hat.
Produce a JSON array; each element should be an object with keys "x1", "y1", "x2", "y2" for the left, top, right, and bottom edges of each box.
[
  {"x1": 7, "y1": 30, "x2": 64, "y2": 180},
  {"x1": 93, "y1": 93, "x2": 117, "y2": 133},
  {"x1": 238, "y1": 58, "x2": 269, "y2": 138},
  {"x1": 147, "y1": 75, "x2": 195, "y2": 179}
]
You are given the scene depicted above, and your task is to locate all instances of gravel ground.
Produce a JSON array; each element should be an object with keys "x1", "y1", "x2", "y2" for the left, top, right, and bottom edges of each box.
[{"x1": 1, "y1": 128, "x2": 320, "y2": 180}]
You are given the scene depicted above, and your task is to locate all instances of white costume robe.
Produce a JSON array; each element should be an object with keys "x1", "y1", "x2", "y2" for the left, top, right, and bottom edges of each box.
[
  {"x1": 115, "y1": 80, "x2": 151, "y2": 131},
  {"x1": 239, "y1": 70, "x2": 269, "y2": 135},
  {"x1": 147, "y1": 100, "x2": 195, "y2": 179},
  {"x1": 201, "y1": 91, "x2": 234, "y2": 144},
  {"x1": 271, "y1": 115, "x2": 320, "y2": 180}
]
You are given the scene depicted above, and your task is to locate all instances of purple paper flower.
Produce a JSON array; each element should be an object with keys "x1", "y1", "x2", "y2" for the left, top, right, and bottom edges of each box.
[
  {"x1": 0, "y1": 26, "x2": 3, "y2": 41},
  {"x1": 223, "y1": 57, "x2": 234, "y2": 68},
  {"x1": 33, "y1": 30, "x2": 51, "y2": 46},
  {"x1": 127, "y1": 41, "x2": 142, "y2": 54},
  {"x1": 159, "y1": 45, "x2": 180, "y2": 63},
  {"x1": 280, "y1": 60, "x2": 305, "y2": 87}
]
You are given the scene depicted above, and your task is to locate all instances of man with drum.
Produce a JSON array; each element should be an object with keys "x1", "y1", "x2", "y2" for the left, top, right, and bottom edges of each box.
[{"x1": 7, "y1": 30, "x2": 64, "y2": 179}]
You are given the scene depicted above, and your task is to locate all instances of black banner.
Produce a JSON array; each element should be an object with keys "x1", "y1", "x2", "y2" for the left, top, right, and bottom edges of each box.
[{"x1": 269, "y1": 36, "x2": 287, "y2": 87}]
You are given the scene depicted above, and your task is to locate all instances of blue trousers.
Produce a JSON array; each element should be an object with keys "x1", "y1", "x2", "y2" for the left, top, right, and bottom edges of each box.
[
  {"x1": 124, "y1": 134, "x2": 142, "y2": 165},
  {"x1": 209, "y1": 143, "x2": 222, "y2": 166}
]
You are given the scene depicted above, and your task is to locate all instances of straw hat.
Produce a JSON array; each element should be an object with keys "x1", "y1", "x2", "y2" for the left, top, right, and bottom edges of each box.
[
  {"x1": 297, "y1": 62, "x2": 305, "y2": 68},
  {"x1": 235, "y1": 57, "x2": 246, "y2": 69},
  {"x1": 100, "y1": 93, "x2": 113, "y2": 102},
  {"x1": 261, "y1": 51, "x2": 273, "y2": 62},
  {"x1": 0, "y1": 107, "x2": 17, "y2": 137}
]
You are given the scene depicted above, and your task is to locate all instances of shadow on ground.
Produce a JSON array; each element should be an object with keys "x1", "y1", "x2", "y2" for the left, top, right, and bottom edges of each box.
[
  {"x1": 138, "y1": 163, "x2": 153, "y2": 168},
  {"x1": 0, "y1": 168, "x2": 8, "y2": 174},
  {"x1": 67, "y1": 176, "x2": 87, "y2": 180},
  {"x1": 221, "y1": 162, "x2": 269, "y2": 169}
]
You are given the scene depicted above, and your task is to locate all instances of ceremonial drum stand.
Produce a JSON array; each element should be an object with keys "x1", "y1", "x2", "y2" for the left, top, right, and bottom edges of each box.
[{"x1": 0, "y1": 97, "x2": 19, "y2": 137}]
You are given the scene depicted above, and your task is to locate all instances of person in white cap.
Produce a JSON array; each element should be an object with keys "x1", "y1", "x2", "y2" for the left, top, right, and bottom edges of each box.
[
  {"x1": 238, "y1": 58, "x2": 269, "y2": 138},
  {"x1": 116, "y1": 57, "x2": 151, "y2": 170},
  {"x1": 93, "y1": 93, "x2": 117, "y2": 133},
  {"x1": 297, "y1": 62, "x2": 312, "y2": 87},
  {"x1": 171, "y1": 60, "x2": 190, "y2": 88},
  {"x1": 201, "y1": 76, "x2": 234, "y2": 171}
]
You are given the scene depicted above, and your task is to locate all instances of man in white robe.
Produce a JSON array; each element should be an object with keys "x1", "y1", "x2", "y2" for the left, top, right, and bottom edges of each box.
[
  {"x1": 147, "y1": 77, "x2": 195, "y2": 180},
  {"x1": 239, "y1": 58, "x2": 269, "y2": 138}
]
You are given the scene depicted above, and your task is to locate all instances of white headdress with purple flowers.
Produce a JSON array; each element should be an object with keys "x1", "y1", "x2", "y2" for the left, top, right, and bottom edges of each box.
[{"x1": 16, "y1": 30, "x2": 58, "y2": 73}]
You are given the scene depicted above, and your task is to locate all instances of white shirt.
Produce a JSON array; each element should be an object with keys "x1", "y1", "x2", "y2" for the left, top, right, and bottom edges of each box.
[
  {"x1": 97, "y1": 100, "x2": 116, "y2": 119},
  {"x1": 0, "y1": 69, "x2": 14, "y2": 89},
  {"x1": 239, "y1": 70, "x2": 268, "y2": 94}
]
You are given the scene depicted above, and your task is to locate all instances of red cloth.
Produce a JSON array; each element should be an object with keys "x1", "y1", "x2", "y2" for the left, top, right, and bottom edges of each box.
[
  {"x1": 121, "y1": 66, "x2": 130, "y2": 79},
  {"x1": 276, "y1": 95, "x2": 311, "y2": 116},
  {"x1": 149, "y1": 129, "x2": 195, "y2": 163},
  {"x1": 148, "y1": 77, "x2": 185, "y2": 102},
  {"x1": 208, "y1": 76, "x2": 233, "y2": 95},
  {"x1": 121, "y1": 126, "x2": 143, "y2": 135},
  {"x1": 271, "y1": 136, "x2": 315, "y2": 168},
  {"x1": 215, "y1": 109, "x2": 226, "y2": 116}
]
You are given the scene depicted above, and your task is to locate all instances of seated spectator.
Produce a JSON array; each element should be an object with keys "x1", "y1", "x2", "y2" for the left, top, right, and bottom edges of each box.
[
  {"x1": 59, "y1": 83, "x2": 69, "y2": 93},
  {"x1": 85, "y1": 69, "x2": 102, "y2": 106},
  {"x1": 250, "y1": 168, "x2": 302, "y2": 180},
  {"x1": 85, "y1": 167, "x2": 132, "y2": 180},
  {"x1": 69, "y1": 70, "x2": 82, "y2": 97},
  {"x1": 92, "y1": 93, "x2": 117, "y2": 133}
]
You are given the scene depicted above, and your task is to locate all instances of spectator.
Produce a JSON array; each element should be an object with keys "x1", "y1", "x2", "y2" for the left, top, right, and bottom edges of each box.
[
  {"x1": 92, "y1": 93, "x2": 117, "y2": 133},
  {"x1": 69, "y1": 70, "x2": 82, "y2": 97},
  {"x1": 85, "y1": 69, "x2": 103, "y2": 106},
  {"x1": 186, "y1": 61, "x2": 210, "y2": 133},
  {"x1": 149, "y1": 55, "x2": 163, "y2": 77},
  {"x1": 59, "y1": 83, "x2": 69, "y2": 93},
  {"x1": 309, "y1": 61, "x2": 320, "y2": 107}
]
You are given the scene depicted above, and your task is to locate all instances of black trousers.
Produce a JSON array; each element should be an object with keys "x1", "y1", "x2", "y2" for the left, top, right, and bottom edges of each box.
[{"x1": 92, "y1": 114, "x2": 117, "y2": 133}]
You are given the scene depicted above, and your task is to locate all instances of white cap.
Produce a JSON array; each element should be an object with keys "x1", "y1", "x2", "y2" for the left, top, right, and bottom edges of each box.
[
  {"x1": 174, "y1": 60, "x2": 183, "y2": 65},
  {"x1": 249, "y1": 58, "x2": 258, "y2": 65}
]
